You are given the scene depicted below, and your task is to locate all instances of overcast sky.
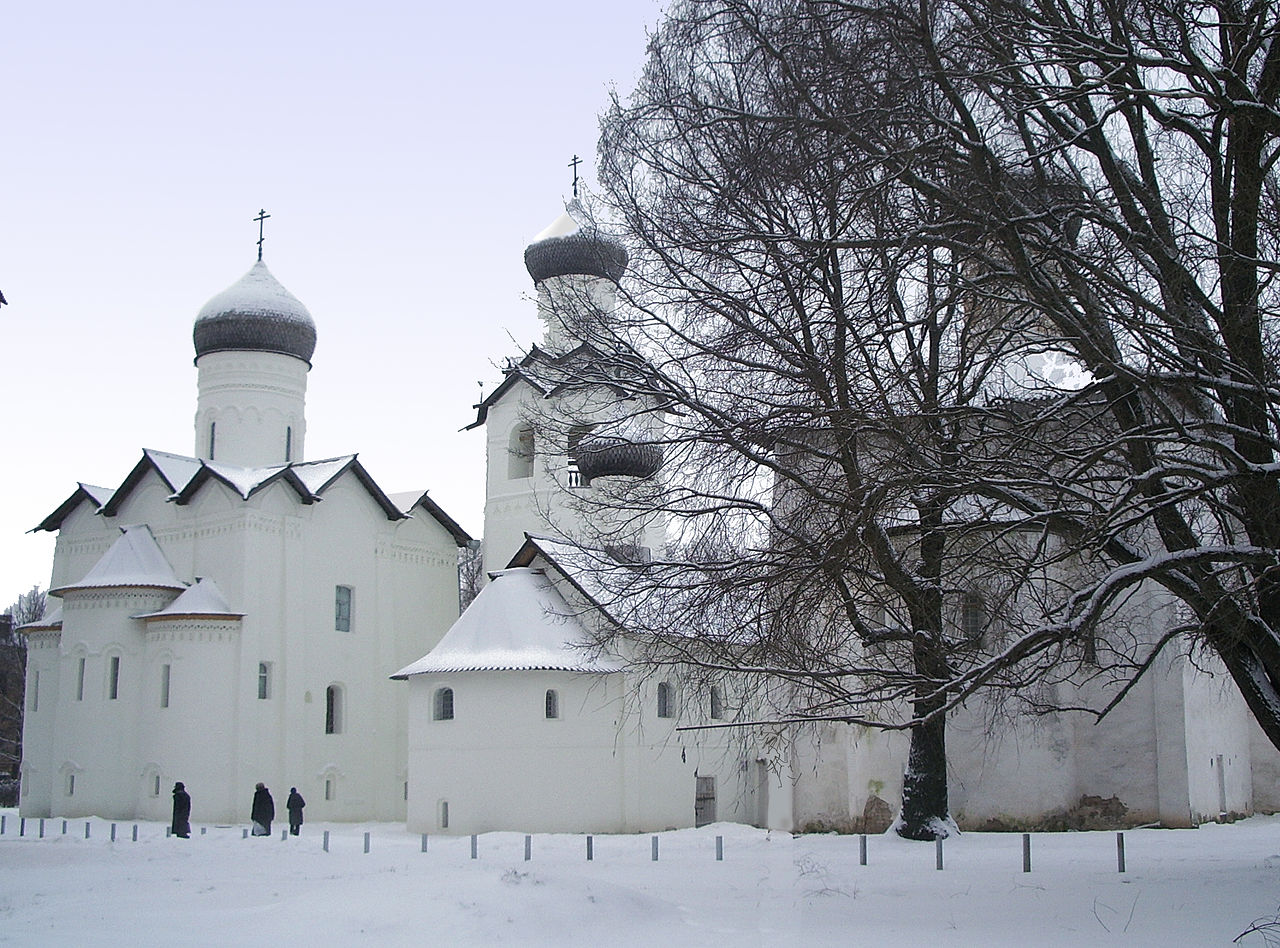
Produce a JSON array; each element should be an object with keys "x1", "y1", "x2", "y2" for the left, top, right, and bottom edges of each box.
[{"x1": 0, "y1": 0, "x2": 666, "y2": 601}]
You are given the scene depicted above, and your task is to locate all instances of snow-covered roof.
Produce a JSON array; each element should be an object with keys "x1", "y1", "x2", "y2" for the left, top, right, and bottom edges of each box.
[
  {"x1": 33, "y1": 483, "x2": 117, "y2": 532},
  {"x1": 50, "y1": 524, "x2": 186, "y2": 597},
  {"x1": 391, "y1": 567, "x2": 622, "y2": 677},
  {"x1": 134, "y1": 577, "x2": 243, "y2": 620},
  {"x1": 388, "y1": 490, "x2": 473, "y2": 546},
  {"x1": 523, "y1": 200, "x2": 628, "y2": 284},
  {"x1": 193, "y1": 259, "x2": 317, "y2": 364},
  {"x1": 17, "y1": 601, "x2": 62, "y2": 632}
]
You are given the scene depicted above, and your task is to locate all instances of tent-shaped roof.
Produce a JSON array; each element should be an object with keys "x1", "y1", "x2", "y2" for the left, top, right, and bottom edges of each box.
[
  {"x1": 391, "y1": 567, "x2": 621, "y2": 677},
  {"x1": 134, "y1": 577, "x2": 243, "y2": 620},
  {"x1": 50, "y1": 524, "x2": 186, "y2": 597}
]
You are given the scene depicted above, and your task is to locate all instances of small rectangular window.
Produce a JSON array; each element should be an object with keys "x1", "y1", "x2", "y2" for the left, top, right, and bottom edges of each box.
[
  {"x1": 160, "y1": 664, "x2": 171, "y2": 708},
  {"x1": 76, "y1": 657, "x2": 86, "y2": 701},
  {"x1": 153, "y1": 775, "x2": 161, "y2": 796},
  {"x1": 325, "y1": 778, "x2": 333, "y2": 801},
  {"x1": 440, "y1": 800, "x2": 449, "y2": 829},
  {"x1": 710, "y1": 686, "x2": 723, "y2": 720},
  {"x1": 67, "y1": 774, "x2": 75, "y2": 796},
  {"x1": 258, "y1": 662, "x2": 271, "y2": 700},
  {"x1": 108, "y1": 655, "x2": 120, "y2": 700},
  {"x1": 335, "y1": 585, "x2": 353, "y2": 632}
]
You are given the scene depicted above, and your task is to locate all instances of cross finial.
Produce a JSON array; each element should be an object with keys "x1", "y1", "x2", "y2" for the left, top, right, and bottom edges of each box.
[
  {"x1": 568, "y1": 155, "x2": 582, "y2": 198},
  {"x1": 254, "y1": 209, "x2": 271, "y2": 261}
]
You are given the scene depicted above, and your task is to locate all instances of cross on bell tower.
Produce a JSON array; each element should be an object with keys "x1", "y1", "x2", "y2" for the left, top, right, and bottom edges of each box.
[{"x1": 568, "y1": 155, "x2": 582, "y2": 198}]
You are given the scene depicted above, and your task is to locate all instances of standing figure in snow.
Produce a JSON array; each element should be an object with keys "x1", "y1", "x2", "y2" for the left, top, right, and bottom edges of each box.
[
  {"x1": 251, "y1": 783, "x2": 274, "y2": 836},
  {"x1": 171, "y1": 782, "x2": 191, "y2": 838},
  {"x1": 286, "y1": 787, "x2": 305, "y2": 835}
]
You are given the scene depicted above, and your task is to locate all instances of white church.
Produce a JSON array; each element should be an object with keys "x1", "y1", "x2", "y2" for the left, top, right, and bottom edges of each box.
[
  {"x1": 20, "y1": 200, "x2": 1280, "y2": 835},
  {"x1": 18, "y1": 254, "x2": 469, "y2": 824}
]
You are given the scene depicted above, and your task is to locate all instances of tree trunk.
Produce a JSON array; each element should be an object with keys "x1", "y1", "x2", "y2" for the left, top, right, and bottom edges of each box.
[{"x1": 896, "y1": 701, "x2": 951, "y2": 840}]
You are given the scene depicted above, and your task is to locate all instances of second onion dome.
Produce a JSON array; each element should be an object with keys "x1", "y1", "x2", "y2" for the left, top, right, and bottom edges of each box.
[
  {"x1": 524, "y1": 199, "x2": 628, "y2": 284},
  {"x1": 573, "y1": 427, "x2": 663, "y2": 486}
]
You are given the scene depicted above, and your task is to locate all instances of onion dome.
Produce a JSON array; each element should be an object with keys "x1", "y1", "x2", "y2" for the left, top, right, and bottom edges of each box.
[
  {"x1": 193, "y1": 260, "x2": 317, "y2": 363},
  {"x1": 573, "y1": 431, "x2": 663, "y2": 485},
  {"x1": 524, "y1": 200, "x2": 628, "y2": 284}
]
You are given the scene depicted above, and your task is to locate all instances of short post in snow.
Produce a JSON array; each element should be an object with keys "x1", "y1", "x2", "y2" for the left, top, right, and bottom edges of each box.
[
  {"x1": 471, "y1": 834, "x2": 478, "y2": 859},
  {"x1": 1116, "y1": 832, "x2": 1126, "y2": 873},
  {"x1": 133, "y1": 825, "x2": 139, "y2": 842},
  {"x1": 586, "y1": 835, "x2": 593, "y2": 861},
  {"x1": 18, "y1": 817, "x2": 25, "y2": 837},
  {"x1": 1, "y1": 813, "x2": 6, "y2": 833},
  {"x1": 84, "y1": 822, "x2": 91, "y2": 840},
  {"x1": 651, "y1": 836, "x2": 659, "y2": 861},
  {"x1": 323, "y1": 830, "x2": 330, "y2": 853},
  {"x1": 524, "y1": 835, "x2": 531, "y2": 861},
  {"x1": 363, "y1": 832, "x2": 370, "y2": 854},
  {"x1": 201, "y1": 827, "x2": 206, "y2": 835},
  {"x1": 716, "y1": 835, "x2": 723, "y2": 861},
  {"x1": 242, "y1": 828, "x2": 248, "y2": 839},
  {"x1": 859, "y1": 834, "x2": 868, "y2": 866},
  {"x1": 61, "y1": 820, "x2": 67, "y2": 835},
  {"x1": 166, "y1": 827, "x2": 171, "y2": 838},
  {"x1": 420, "y1": 833, "x2": 428, "y2": 853},
  {"x1": 281, "y1": 829, "x2": 287, "y2": 841},
  {"x1": 39, "y1": 819, "x2": 45, "y2": 839},
  {"x1": 1022, "y1": 834, "x2": 1032, "y2": 873},
  {"x1": 111, "y1": 823, "x2": 117, "y2": 842},
  {"x1": 935, "y1": 836, "x2": 944, "y2": 870}
]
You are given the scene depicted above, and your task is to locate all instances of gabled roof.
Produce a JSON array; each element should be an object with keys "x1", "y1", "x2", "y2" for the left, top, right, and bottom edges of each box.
[
  {"x1": 50, "y1": 524, "x2": 187, "y2": 597},
  {"x1": 391, "y1": 566, "x2": 622, "y2": 677},
  {"x1": 134, "y1": 577, "x2": 243, "y2": 621},
  {"x1": 33, "y1": 483, "x2": 116, "y2": 532},
  {"x1": 389, "y1": 490, "x2": 473, "y2": 547},
  {"x1": 466, "y1": 347, "x2": 555, "y2": 430}
]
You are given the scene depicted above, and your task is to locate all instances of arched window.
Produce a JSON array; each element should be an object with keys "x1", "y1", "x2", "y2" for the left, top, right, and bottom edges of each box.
[
  {"x1": 709, "y1": 685, "x2": 723, "y2": 720},
  {"x1": 107, "y1": 654, "x2": 121, "y2": 700},
  {"x1": 545, "y1": 689, "x2": 559, "y2": 719},
  {"x1": 657, "y1": 681, "x2": 675, "y2": 719},
  {"x1": 325, "y1": 685, "x2": 344, "y2": 734},
  {"x1": 433, "y1": 687, "x2": 454, "y2": 721},
  {"x1": 961, "y1": 593, "x2": 987, "y2": 645},
  {"x1": 285, "y1": 426, "x2": 293, "y2": 463},
  {"x1": 335, "y1": 585, "x2": 353, "y2": 632},
  {"x1": 508, "y1": 424, "x2": 535, "y2": 479}
]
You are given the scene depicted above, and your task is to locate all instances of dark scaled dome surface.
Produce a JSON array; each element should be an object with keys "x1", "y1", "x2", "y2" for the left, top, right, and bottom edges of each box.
[
  {"x1": 193, "y1": 260, "x2": 317, "y2": 363},
  {"x1": 573, "y1": 434, "x2": 663, "y2": 485},
  {"x1": 524, "y1": 201, "x2": 628, "y2": 284}
]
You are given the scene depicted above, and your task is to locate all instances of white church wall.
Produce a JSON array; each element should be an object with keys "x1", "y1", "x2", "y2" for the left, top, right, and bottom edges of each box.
[
  {"x1": 195, "y1": 350, "x2": 308, "y2": 467},
  {"x1": 1248, "y1": 719, "x2": 1280, "y2": 812},
  {"x1": 1179, "y1": 653, "x2": 1256, "y2": 822},
  {"x1": 18, "y1": 631, "x2": 60, "y2": 816},
  {"x1": 48, "y1": 504, "x2": 117, "y2": 594}
]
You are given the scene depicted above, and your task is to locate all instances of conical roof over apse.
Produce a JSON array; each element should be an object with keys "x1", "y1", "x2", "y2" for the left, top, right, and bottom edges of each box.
[
  {"x1": 523, "y1": 200, "x2": 628, "y2": 284},
  {"x1": 193, "y1": 260, "x2": 317, "y2": 363}
]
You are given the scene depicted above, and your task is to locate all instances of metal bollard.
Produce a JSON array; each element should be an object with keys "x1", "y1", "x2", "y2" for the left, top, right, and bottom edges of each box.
[
  {"x1": 39, "y1": 819, "x2": 45, "y2": 839},
  {"x1": 323, "y1": 830, "x2": 330, "y2": 852},
  {"x1": 935, "y1": 837, "x2": 943, "y2": 870},
  {"x1": 1023, "y1": 834, "x2": 1031, "y2": 873},
  {"x1": 133, "y1": 825, "x2": 138, "y2": 842},
  {"x1": 281, "y1": 829, "x2": 288, "y2": 841},
  {"x1": 242, "y1": 828, "x2": 248, "y2": 839},
  {"x1": 471, "y1": 834, "x2": 478, "y2": 859},
  {"x1": 651, "y1": 836, "x2": 659, "y2": 861},
  {"x1": 859, "y1": 834, "x2": 867, "y2": 866},
  {"x1": 363, "y1": 832, "x2": 370, "y2": 854},
  {"x1": 421, "y1": 833, "x2": 428, "y2": 853},
  {"x1": 715, "y1": 835, "x2": 723, "y2": 861},
  {"x1": 1116, "y1": 832, "x2": 1126, "y2": 873},
  {"x1": 84, "y1": 822, "x2": 91, "y2": 840},
  {"x1": 586, "y1": 835, "x2": 593, "y2": 861},
  {"x1": 111, "y1": 823, "x2": 117, "y2": 842},
  {"x1": 19, "y1": 818, "x2": 25, "y2": 837},
  {"x1": 524, "y1": 835, "x2": 531, "y2": 861}
]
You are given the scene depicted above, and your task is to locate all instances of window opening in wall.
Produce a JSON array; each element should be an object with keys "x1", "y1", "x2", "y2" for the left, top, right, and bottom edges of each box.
[
  {"x1": 258, "y1": 662, "x2": 271, "y2": 700},
  {"x1": 710, "y1": 686, "x2": 723, "y2": 720},
  {"x1": 404, "y1": 781, "x2": 409, "y2": 801},
  {"x1": 325, "y1": 779, "x2": 333, "y2": 801},
  {"x1": 160, "y1": 664, "x2": 171, "y2": 708},
  {"x1": 657, "y1": 681, "x2": 674, "y2": 719},
  {"x1": 76, "y1": 657, "x2": 86, "y2": 701},
  {"x1": 30, "y1": 670, "x2": 38, "y2": 713},
  {"x1": 961, "y1": 593, "x2": 987, "y2": 645},
  {"x1": 335, "y1": 585, "x2": 353, "y2": 632},
  {"x1": 67, "y1": 774, "x2": 75, "y2": 796},
  {"x1": 325, "y1": 685, "x2": 343, "y2": 734},
  {"x1": 695, "y1": 775, "x2": 717, "y2": 827},
  {"x1": 508, "y1": 424, "x2": 535, "y2": 479},
  {"x1": 285, "y1": 426, "x2": 293, "y2": 463},
  {"x1": 545, "y1": 689, "x2": 559, "y2": 719},
  {"x1": 439, "y1": 800, "x2": 449, "y2": 829},
  {"x1": 153, "y1": 775, "x2": 161, "y2": 797},
  {"x1": 209, "y1": 422, "x2": 216, "y2": 460},
  {"x1": 433, "y1": 687, "x2": 454, "y2": 721},
  {"x1": 566, "y1": 424, "x2": 594, "y2": 488},
  {"x1": 108, "y1": 655, "x2": 120, "y2": 700}
]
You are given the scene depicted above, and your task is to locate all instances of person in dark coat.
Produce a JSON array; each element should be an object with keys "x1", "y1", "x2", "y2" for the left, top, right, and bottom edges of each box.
[
  {"x1": 171, "y1": 782, "x2": 191, "y2": 838},
  {"x1": 286, "y1": 787, "x2": 305, "y2": 835},
  {"x1": 251, "y1": 782, "x2": 274, "y2": 836}
]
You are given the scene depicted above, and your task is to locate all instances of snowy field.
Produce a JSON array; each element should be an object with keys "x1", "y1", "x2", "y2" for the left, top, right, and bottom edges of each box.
[{"x1": 2, "y1": 810, "x2": 1279, "y2": 946}]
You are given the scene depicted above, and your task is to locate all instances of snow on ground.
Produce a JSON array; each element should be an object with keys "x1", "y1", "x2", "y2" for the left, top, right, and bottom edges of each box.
[{"x1": 2, "y1": 810, "x2": 1279, "y2": 946}]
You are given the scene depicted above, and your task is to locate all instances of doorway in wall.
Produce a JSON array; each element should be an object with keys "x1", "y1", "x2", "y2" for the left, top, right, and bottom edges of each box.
[{"x1": 695, "y1": 775, "x2": 716, "y2": 827}]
